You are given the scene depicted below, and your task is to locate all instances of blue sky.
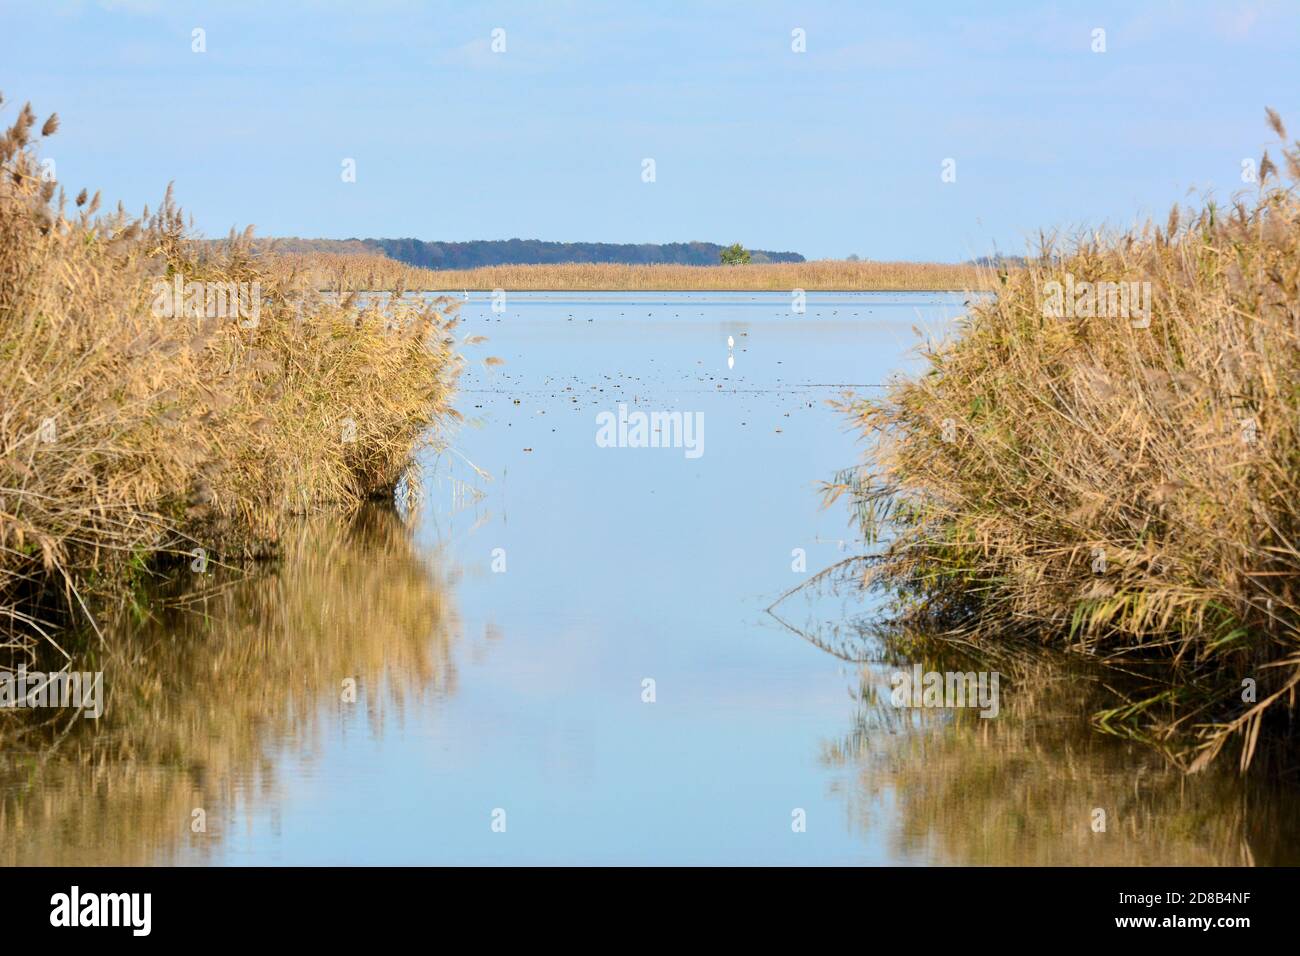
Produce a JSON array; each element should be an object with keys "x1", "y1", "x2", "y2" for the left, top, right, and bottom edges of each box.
[{"x1": 2, "y1": 0, "x2": 1297, "y2": 260}]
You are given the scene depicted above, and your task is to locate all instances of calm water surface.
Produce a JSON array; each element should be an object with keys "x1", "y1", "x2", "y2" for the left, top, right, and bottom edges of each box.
[{"x1": 4, "y1": 292, "x2": 1298, "y2": 865}]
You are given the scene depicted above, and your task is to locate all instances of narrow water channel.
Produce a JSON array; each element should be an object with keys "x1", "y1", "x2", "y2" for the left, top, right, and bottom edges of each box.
[{"x1": 3, "y1": 292, "x2": 1297, "y2": 865}]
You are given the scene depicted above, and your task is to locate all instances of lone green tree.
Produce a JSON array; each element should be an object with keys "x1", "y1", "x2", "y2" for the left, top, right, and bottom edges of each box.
[{"x1": 719, "y1": 242, "x2": 751, "y2": 265}]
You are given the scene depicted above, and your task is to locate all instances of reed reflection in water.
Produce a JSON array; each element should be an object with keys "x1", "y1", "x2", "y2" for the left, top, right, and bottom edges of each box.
[
  {"x1": 0, "y1": 505, "x2": 458, "y2": 866},
  {"x1": 819, "y1": 627, "x2": 1300, "y2": 866}
]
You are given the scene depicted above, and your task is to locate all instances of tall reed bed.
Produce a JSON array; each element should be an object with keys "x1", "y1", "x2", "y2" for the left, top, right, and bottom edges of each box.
[
  {"x1": 268, "y1": 249, "x2": 450, "y2": 293},
  {"x1": 0, "y1": 95, "x2": 463, "y2": 660},
  {"x1": 258, "y1": 251, "x2": 995, "y2": 293},
  {"x1": 831, "y1": 110, "x2": 1300, "y2": 771},
  {"x1": 386, "y1": 259, "x2": 996, "y2": 292}
]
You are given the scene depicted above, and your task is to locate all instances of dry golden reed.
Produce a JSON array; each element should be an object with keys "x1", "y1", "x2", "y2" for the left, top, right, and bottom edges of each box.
[
  {"x1": 0, "y1": 94, "x2": 463, "y2": 659},
  {"x1": 348, "y1": 259, "x2": 996, "y2": 292},
  {"x1": 245, "y1": 248, "x2": 995, "y2": 293},
  {"x1": 830, "y1": 110, "x2": 1300, "y2": 772},
  {"x1": 266, "y1": 249, "x2": 450, "y2": 293}
]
